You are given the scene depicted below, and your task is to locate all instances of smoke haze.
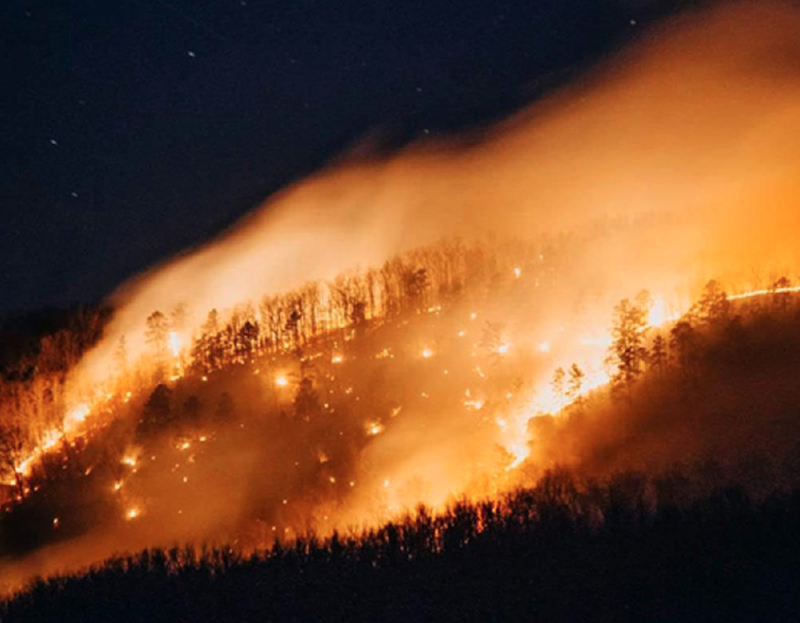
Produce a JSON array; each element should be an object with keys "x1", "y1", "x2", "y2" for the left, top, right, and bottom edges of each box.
[{"x1": 4, "y1": 0, "x2": 800, "y2": 594}]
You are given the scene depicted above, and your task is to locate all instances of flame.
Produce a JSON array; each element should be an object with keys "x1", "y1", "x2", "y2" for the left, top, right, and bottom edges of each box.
[
  {"x1": 366, "y1": 422, "x2": 384, "y2": 436},
  {"x1": 168, "y1": 331, "x2": 183, "y2": 358}
]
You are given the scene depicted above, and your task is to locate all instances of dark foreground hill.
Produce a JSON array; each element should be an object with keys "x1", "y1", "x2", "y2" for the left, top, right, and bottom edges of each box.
[{"x1": 2, "y1": 471, "x2": 800, "y2": 623}]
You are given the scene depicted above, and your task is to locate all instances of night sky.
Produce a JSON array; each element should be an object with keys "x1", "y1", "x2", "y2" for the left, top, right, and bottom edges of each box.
[{"x1": 1, "y1": 0, "x2": 670, "y2": 314}]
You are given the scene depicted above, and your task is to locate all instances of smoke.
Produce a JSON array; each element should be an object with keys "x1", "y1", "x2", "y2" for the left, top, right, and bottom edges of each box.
[
  {"x1": 72, "y1": 0, "x2": 800, "y2": 390},
  {"x1": 6, "y1": 0, "x2": 800, "y2": 593}
]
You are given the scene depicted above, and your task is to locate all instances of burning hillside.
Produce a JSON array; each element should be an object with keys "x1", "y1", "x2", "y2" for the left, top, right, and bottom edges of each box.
[{"x1": 2, "y1": 0, "x2": 800, "y2": 599}]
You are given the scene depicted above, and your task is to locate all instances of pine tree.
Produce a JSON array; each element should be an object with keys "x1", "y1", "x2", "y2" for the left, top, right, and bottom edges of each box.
[
  {"x1": 606, "y1": 296, "x2": 650, "y2": 390},
  {"x1": 650, "y1": 334, "x2": 668, "y2": 374}
]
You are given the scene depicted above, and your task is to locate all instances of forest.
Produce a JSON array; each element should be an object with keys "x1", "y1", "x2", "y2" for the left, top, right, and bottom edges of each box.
[{"x1": 1, "y1": 230, "x2": 800, "y2": 620}]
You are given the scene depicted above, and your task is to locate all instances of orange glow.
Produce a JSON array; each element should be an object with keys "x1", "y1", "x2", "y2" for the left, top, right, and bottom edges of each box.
[
  {"x1": 168, "y1": 331, "x2": 183, "y2": 357},
  {"x1": 4, "y1": 2, "x2": 800, "y2": 592}
]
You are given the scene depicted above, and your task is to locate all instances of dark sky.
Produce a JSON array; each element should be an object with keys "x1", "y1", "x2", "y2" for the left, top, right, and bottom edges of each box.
[{"x1": 0, "y1": 0, "x2": 672, "y2": 314}]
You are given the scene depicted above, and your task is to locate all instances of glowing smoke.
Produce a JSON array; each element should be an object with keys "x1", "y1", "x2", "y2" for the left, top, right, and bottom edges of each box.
[{"x1": 6, "y1": 0, "x2": 800, "y2": 593}]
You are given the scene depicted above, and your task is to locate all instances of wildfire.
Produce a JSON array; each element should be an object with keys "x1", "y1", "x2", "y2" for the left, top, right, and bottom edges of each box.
[
  {"x1": 421, "y1": 347, "x2": 434, "y2": 359},
  {"x1": 66, "y1": 404, "x2": 90, "y2": 426},
  {"x1": 168, "y1": 331, "x2": 183, "y2": 358},
  {"x1": 728, "y1": 284, "x2": 800, "y2": 300},
  {"x1": 366, "y1": 422, "x2": 384, "y2": 436},
  {"x1": 275, "y1": 375, "x2": 289, "y2": 387},
  {"x1": 126, "y1": 508, "x2": 140, "y2": 520}
]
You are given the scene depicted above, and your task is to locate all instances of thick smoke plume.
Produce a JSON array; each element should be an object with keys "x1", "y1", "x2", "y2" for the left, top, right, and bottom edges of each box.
[{"x1": 76, "y1": 0, "x2": 800, "y2": 386}]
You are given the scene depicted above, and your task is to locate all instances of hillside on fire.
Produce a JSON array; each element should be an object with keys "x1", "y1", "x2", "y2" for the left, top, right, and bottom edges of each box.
[
  {"x1": 4, "y1": 0, "x2": 800, "y2": 620},
  {"x1": 2, "y1": 246, "x2": 800, "y2": 620},
  {"x1": 2, "y1": 227, "x2": 800, "y2": 617}
]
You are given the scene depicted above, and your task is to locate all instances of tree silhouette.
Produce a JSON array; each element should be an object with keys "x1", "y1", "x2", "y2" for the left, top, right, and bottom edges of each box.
[
  {"x1": 566, "y1": 363, "x2": 585, "y2": 408},
  {"x1": 294, "y1": 378, "x2": 321, "y2": 422},
  {"x1": 771, "y1": 276, "x2": 792, "y2": 313},
  {"x1": 182, "y1": 395, "x2": 202, "y2": 425},
  {"x1": 606, "y1": 296, "x2": 650, "y2": 390},
  {"x1": 145, "y1": 311, "x2": 169, "y2": 364},
  {"x1": 670, "y1": 320, "x2": 698, "y2": 369},
  {"x1": 650, "y1": 334, "x2": 668, "y2": 374},
  {"x1": 0, "y1": 414, "x2": 27, "y2": 498},
  {"x1": 551, "y1": 367, "x2": 566, "y2": 410},
  {"x1": 692, "y1": 280, "x2": 730, "y2": 326},
  {"x1": 137, "y1": 384, "x2": 172, "y2": 438}
]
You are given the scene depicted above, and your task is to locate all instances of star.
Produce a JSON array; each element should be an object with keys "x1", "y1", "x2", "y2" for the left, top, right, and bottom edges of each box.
[
  {"x1": 49, "y1": 138, "x2": 58, "y2": 146},
  {"x1": 187, "y1": 50, "x2": 196, "y2": 58}
]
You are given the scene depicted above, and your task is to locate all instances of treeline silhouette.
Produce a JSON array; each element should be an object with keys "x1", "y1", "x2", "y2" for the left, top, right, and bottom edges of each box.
[
  {"x1": 534, "y1": 278, "x2": 800, "y2": 490},
  {"x1": 0, "y1": 234, "x2": 549, "y2": 505},
  {"x1": 2, "y1": 468, "x2": 799, "y2": 622}
]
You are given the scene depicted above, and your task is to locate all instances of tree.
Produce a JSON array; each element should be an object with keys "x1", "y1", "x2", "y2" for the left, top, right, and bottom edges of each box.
[
  {"x1": 670, "y1": 320, "x2": 699, "y2": 380},
  {"x1": 566, "y1": 364, "x2": 585, "y2": 406},
  {"x1": 113, "y1": 335, "x2": 128, "y2": 376},
  {"x1": 285, "y1": 308, "x2": 302, "y2": 347},
  {"x1": 0, "y1": 414, "x2": 27, "y2": 498},
  {"x1": 137, "y1": 384, "x2": 172, "y2": 438},
  {"x1": 215, "y1": 393, "x2": 235, "y2": 423},
  {"x1": 294, "y1": 378, "x2": 321, "y2": 422},
  {"x1": 606, "y1": 296, "x2": 650, "y2": 389},
  {"x1": 170, "y1": 303, "x2": 188, "y2": 332},
  {"x1": 182, "y1": 395, "x2": 202, "y2": 424},
  {"x1": 403, "y1": 267, "x2": 429, "y2": 310},
  {"x1": 771, "y1": 276, "x2": 792, "y2": 313},
  {"x1": 551, "y1": 367, "x2": 566, "y2": 410},
  {"x1": 238, "y1": 321, "x2": 260, "y2": 360},
  {"x1": 691, "y1": 280, "x2": 730, "y2": 326},
  {"x1": 145, "y1": 311, "x2": 169, "y2": 364},
  {"x1": 650, "y1": 334, "x2": 668, "y2": 374}
]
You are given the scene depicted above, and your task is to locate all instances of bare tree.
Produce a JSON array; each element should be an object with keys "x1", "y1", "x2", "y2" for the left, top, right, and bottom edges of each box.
[
  {"x1": 566, "y1": 363, "x2": 585, "y2": 407},
  {"x1": 0, "y1": 413, "x2": 28, "y2": 498},
  {"x1": 551, "y1": 367, "x2": 566, "y2": 411}
]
